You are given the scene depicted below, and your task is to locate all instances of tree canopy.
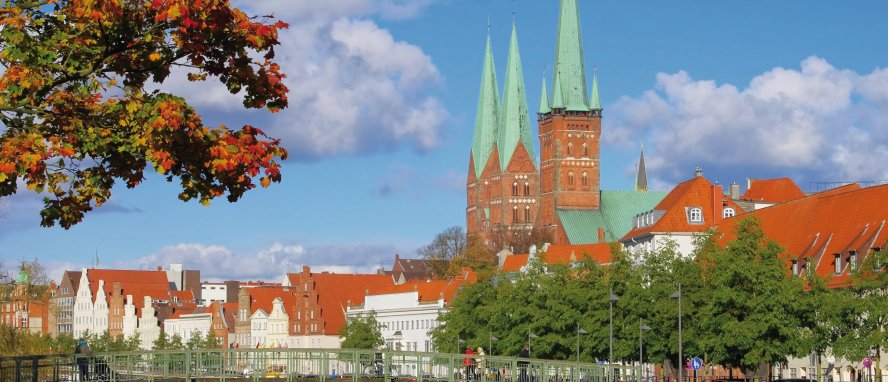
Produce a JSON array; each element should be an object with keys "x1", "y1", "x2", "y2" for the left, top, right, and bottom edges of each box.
[
  {"x1": 339, "y1": 312, "x2": 384, "y2": 350},
  {"x1": 0, "y1": 0, "x2": 289, "y2": 228}
]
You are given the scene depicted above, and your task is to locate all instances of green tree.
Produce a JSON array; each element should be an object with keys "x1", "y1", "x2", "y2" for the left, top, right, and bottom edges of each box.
[
  {"x1": 203, "y1": 333, "x2": 221, "y2": 349},
  {"x1": 169, "y1": 333, "x2": 185, "y2": 350},
  {"x1": 186, "y1": 330, "x2": 205, "y2": 349},
  {"x1": 152, "y1": 330, "x2": 170, "y2": 351},
  {"x1": 0, "y1": 0, "x2": 289, "y2": 228},
  {"x1": 839, "y1": 238, "x2": 888, "y2": 382},
  {"x1": 339, "y1": 312, "x2": 384, "y2": 350},
  {"x1": 697, "y1": 217, "x2": 805, "y2": 375}
]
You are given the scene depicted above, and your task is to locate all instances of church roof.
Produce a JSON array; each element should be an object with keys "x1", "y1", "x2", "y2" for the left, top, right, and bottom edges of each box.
[
  {"x1": 590, "y1": 71, "x2": 601, "y2": 110},
  {"x1": 557, "y1": 190, "x2": 669, "y2": 244},
  {"x1": 499, "y1": 24, "x2": 536, "y2": 169},
  {"x1": 538, "y1": 77, "x2": 551, "y2": 114},
  {"x1": 470, "y1": 34, "x2": 500, "y2": 177},
  {"x1": 635, "y1": 146, "x2": 648, "y2": 192},
  {"x1": 553, "y1": 0, "x2": 589, "y2": 111}
]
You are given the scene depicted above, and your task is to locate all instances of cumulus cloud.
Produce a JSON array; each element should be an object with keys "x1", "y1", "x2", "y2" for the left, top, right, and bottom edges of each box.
[
  {"x1": 155, "y1": 1, "x2": 447, "y2": 160},
  {"x1": 607, "y1": 57, "x2": 888, "y2": 186},
  {"x1": 132, "y1": 242, "x2": 400, "y2": 281}
]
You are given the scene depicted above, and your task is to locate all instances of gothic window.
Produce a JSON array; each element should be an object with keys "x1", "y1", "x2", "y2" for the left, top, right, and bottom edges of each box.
[
  {"x1": 567, "y1": 142, "x2": 573, "y2": 156},
  {"x1": 581, "y1": 172, "x2": 588, "y2": 187},
  {"x1": 568, "y1": 172, "x2": 574, "y2": 186},
  {"x1": 513, "y1": 206, "x2": 520, "y2": 222},
  {"x1": 723, "y1": 208, "x2": 736, "y2": 219},
  {"x1": 524, "y1": 182, "x2": 530, "y2": 196},
  {"x1": 512, "y1": 182, "x2": 519, "y2": 196},
  {"x1": 583, "y1": 143, "x2": 588, "y2": 156},
  {"x1": 525, "y1": 206, "x2": 531, "y2": 222}
]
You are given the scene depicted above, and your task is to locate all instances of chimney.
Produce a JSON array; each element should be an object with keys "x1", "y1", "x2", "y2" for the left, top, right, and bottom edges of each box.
[
  {"x1": 394, "y1": 253, "x2": 400, "y2": 261},
  {"x1": 712, "y1": 184, "x2": 724, "y2": 226},
  {"x1": 746, "y1": 177, "x2": 753, "y2": 191},
  {"x1": 730, "y1": 182, "x2": 740, "y2": 200},
  {"x1": 598, "y1": 227, "x2": 606, "y2": 242},
  {"x1": 695, "y1": 167, "x2": 703, "y2": 178},
  {"x1": 302, "y1": 265, "x2": 310, "y2": 275}
]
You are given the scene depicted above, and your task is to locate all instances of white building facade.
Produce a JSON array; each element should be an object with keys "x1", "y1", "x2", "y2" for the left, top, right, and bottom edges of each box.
[{"x1": 346, "y1": 291, "x2": 445, "y2": 353}]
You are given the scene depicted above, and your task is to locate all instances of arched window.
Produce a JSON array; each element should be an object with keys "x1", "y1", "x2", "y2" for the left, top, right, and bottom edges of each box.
[
  {"x1": 583, "y1": 143, "x2": 588, "y2": 157},
  {"x1": 524, "y1": 182, "x2": 530, "y2": 196},
  {"x1": 512, "y1": 182, "x2": 519, "y2": 196},
  {"x1": 568, "y1": 172, "x2": 574, "y2": 185},
  {"x1": 581, "y1": 172, "x2": 588, "y2": 186},
  {"x1": 567, "y1": 142, "x2": 573, "y2": 156},
  {"x1": 723, "y1": 208, "x2": 736, "y2": 218},
  {"x1": 689, "y1": 208, "x2": 703, "y2": 223},
  {"x1": 525, "y1": 206, "x2": 531, "y2": 222},
  {"x1": 513, "y1": 206, "x2": 520, "y2": 222}
]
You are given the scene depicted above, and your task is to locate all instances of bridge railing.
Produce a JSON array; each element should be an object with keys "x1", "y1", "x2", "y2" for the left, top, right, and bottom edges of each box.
[{"x1": 1, "y1": 348, "x2": 635, "y2": 382}]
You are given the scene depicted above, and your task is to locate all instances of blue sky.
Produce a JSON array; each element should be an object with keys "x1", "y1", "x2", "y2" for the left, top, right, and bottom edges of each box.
[{"x1": 2, "y1": 0, "x2": 888, "y2": 281}]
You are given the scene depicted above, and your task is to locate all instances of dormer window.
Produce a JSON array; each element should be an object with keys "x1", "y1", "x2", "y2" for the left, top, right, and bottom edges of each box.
[
  {"x1": 636, "y1": 216, "x2": 643, "y2": 228},
  {"x1": 834, "y1": 253, "x2": 842, "y2": 275},
  {"x1": 723, "y1": 208, "x2": 736, "y2": 219},
  {"x1": 688, "y1": 208, "x2": 703, "y2": 224},
  {"x1": 849, "y1": 250, "x2": 858, "y2": 271},
  {"x1": 647, "y1": 212, "x2": 654, "y2": 225},
  {"x1": 791, "y1": 260, "x2": 799, "y2": 276}
]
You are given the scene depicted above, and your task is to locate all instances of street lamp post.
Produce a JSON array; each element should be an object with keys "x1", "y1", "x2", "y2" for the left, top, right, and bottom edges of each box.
[
  {"x1": 576, "y1": 324, "x2": 588, "y2": 362},
  {"x1": 639, "y1": 320, "x2": 651, "y2": 382},
  {"x1": 610, "y1": 288, "x2": 620, "y2": 382},
  {"x1": 671, "y1": 284, "x2": 683, "y2": 382},
  {"x1": 528, "y1": 330, "x2": 538, "y2": 358},
  {"x1": 490, "y1": 334, "x2": 498, "y2": 356},
  {"x1": 457, "y1": 335, "x2": 465, "y2": 354}
]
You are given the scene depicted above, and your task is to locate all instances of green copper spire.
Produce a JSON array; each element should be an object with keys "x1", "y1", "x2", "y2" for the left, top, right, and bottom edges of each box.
[
  {"x1": 470, "y1": 34, "x2": 500, "y2": 177},
  {"x1": 551, "y1": 68, "x2": 564, "y2": 109},
  {"x1": 538, "y1": 77, "x2": 551, "y2": 114},
  {"x1": 553, "y1": 0, "x2": 589, "y2": 111},
  {"x1": 16, "y1": 269, "x2": 29, "y2": 284},
  {"x1": 635, "y1": 144, "x2": 648, "y2": 192},
  {"x1": 499, "y1": 24, "x2": 536, "y2": 169},
  {"x1": 590, "y1": 70, "x2": 601, "y2": 110}
]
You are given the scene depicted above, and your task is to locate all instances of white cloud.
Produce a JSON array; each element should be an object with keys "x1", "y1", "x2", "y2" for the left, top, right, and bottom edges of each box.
[
  {"x1": 153, "y1": 1, "x2": 447, "y2": 160},
  {"x1": 607, "y1": 56, "x2": 888, "y2": 185},
  {"x1": 133, "y1": 242, "x2": 400, "y2": 281}
]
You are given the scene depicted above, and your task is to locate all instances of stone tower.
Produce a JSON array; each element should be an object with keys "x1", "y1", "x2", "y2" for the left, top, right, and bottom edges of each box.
[
  {"x1": 466, "y1": 33, "x2": 500, "y2": 237},
  {"x1": 537, "y1": 0, "x2": 602, "y2": 236}
]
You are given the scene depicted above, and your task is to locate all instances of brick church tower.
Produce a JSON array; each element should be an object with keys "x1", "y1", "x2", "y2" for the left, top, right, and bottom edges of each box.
[
  {"x1": 467, "y1": 25, "x2": 539, "y2": 245},
  {"x1": 537, "y1": 0, "x2": 602, "y2": 240}
]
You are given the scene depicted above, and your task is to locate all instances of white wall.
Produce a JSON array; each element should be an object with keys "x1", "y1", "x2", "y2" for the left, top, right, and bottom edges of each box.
[
  {"x1": 347, "y1": 291, "x2": 445, "y2": 353},
  {"x1": 201, "y1": 283, "x2": 227, "y2": 307},
  {"x1": 164, "y1": 313, "x2": 212, "y2": 343}
]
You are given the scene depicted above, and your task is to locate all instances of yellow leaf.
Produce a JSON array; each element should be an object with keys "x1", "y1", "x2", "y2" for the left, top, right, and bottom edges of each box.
[
  {"x1": 200, "y1": 199, "x2": 211, "y2": 207},
  {"x1": 0, "y1": 173, "x2": 7, "y2": 182},
  {"x1": 149, "y1": 52, "x2": 161, "y2": 62},
  {"x1": 260, "y1": 177, "x2": 271, "y2": 188},
  {"x1": 167, "y1": 4, "x2": 181, "y2": 19}
]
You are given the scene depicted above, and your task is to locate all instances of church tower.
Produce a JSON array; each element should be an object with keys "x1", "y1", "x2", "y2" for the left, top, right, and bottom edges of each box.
[
  {"x1": 537, "y1": 0, "x2": 602, "y2": 236},
  {"x1": 466, "y1": 33, "x2": 500, "y2": 236}
]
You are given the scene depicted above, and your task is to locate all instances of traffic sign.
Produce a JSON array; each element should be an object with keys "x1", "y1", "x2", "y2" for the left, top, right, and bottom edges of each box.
[
  {"x1": 863, "y1": 358, "x2": 873, "y2": 368},
  {"x1": 690, "y1": 357, "x2": 703, "y2": 371}
]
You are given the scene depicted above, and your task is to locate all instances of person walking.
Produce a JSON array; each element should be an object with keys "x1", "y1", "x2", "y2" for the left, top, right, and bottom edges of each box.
[
  {"x1": 518, "y1": 345, "x2": 530, "y2": 382},
  {"x1": 75, "y1": 338, "x2": 91, "y2": 381},
  {"x1": 477, "y1": 347, "x2": 487, "y2": 380},
  {"x1": 464, "y1": 347, "x2": 477, "y2": 381}
]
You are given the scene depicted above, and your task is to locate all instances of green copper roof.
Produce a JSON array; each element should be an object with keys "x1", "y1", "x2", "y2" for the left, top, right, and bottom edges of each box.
[
  {"x1": 551, "y1": 68, "x2": 564, "y2": 109},
  {"x1": 470, "y1": 35, "x2": 500, "y2": 177},
  {"x1": 553, "y1": 0, "x2": 589, "y2": 111},
  {"x1": 16, "y1": 269, "x2": 29, "y2": 284},
  {"x1": 557, "y1": 190, "x2": 669, "y2": 244},
  {"x1": 538, "y1": 77, "x2": 551, "y2": 114},
  {"x1": 590, "y1": 71, "x2": 601, "y2": 110},
  {"x1": 499, "y1": 24, "x2": 536, "y2": 169}
]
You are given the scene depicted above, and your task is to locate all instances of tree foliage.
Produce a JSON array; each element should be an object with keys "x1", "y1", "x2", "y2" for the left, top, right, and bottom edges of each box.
[
  {"x1": 418, "y1": 226, "x2": 495, "y2": 278},
  {"x1": 0, "y1": 0, "x2": 290, "y2": 228},
  {"x1": 339, "y1": 312, "x2": 384, "y2": 350}
]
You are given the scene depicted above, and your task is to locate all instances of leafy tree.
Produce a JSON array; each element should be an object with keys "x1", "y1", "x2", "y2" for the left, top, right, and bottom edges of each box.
[
  {"x1": 0, "y1": 0, "x2": 289, "y2": 228},
  {"x1": 419, "y1": 226, "x2": 468, "y2": 278},
  {"x1": 697, "y1": 217, "x2": 805, "y2": 374},
  {"x1": 186, "y1": 330, "x2": 205, "y2": 349},
  {"x1": 169, "y1": 333, "x2": 185, "y2": 350},
  {"x1": 431, "y1": 277, "x2": 498, "y2": 354},
  {"x1": 0, "y1": 323, "x2": 53, "y2": 356},
  {"x1": 203, "y1": 332, "x2": 221, "y2": 349},
  {"x1": 152, "y1": 330, "x2": 170, "y2": 351},
  {"x1": 339, "y1": 312, "x2": 384, "y2": 350},
  {"x1": 839, "y1": 238, "x2": 888, "y2": 382}
]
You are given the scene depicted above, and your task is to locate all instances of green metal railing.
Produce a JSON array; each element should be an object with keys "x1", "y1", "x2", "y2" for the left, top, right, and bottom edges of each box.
[{"x1": 1, "y1": 348, "x2": 634, "y2": 382}]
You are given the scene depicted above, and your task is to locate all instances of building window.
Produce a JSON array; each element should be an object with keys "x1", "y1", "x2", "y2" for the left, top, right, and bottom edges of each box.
[
  {"x1": 723, "y1": 208, "x2": 736, "y2": 218},
  {"x1": 582, "y1": 143, "x2": 588, "y2": 157},
  {"x1": 525, "y1": 206, "x2": 531, "y2": 222},
  {"x1": 567, "y1": 143, "x2": 573, "y2": 156},
  {"x1": 689, "y1": 208, "x2": 703, "y2": 223},
  {"x1": 834, "y1": 253, "x2": 842, "y2": 275},
  {"x1": 647, "y1": 212, "x2": 654, "y2": 225},
  {"x1": 512, "y1": 182, "x2": 519, "y2": 196},
  {"x1": 791, "y1": 260, "x2": 799, "y2": 275},
  {"x1": 524, "y1": 182, "x2": 530, "y2": 196},
  {"x1": 513, "y1": 206, "x2": 520, "y2": 222},
  {"x1": 581, "y1": 172, "x2": 588, "y2": 187},
  {"x1": 849, "y1": 250, "x2": 858, "y2": 271},
  {"x1": 636, "y1": 216, "x2": 642, "y2": 228},
  {"x1": 568, "y1": 172, "x2": 574, "y2": 186}
]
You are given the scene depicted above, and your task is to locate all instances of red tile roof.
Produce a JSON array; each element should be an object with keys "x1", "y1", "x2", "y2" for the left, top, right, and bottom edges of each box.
[
  {"x1": 245, "y1": 287, "x2": 298, "y2": 316},
  {"x1": 502, "y1": 254, "x2": 529, "y2": 272},
  {"x1": 501, "y1": 244, "x2": 614, "y2": 271},
  {"x1": 622, "y1": 177, "x2": 743, "y2": 240},
  {"x1": 285, "y1": 272, "x2": 394, "y2": 335},
  {"x1": 367, "y1": 268, "x2": 477, "y2": 304},
  {"x1": 717, "y1": 183, "x2": 888, "y2": 288},
  {"x1": 86, "y1": 269, "x2": 170, "y2": 305},
  {"x1": 741, "y1": 178, "x2": 805, "y2": 203}
]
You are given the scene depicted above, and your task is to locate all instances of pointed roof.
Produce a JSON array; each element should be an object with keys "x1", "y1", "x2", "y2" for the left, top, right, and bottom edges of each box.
[
  {"x1": 470, "y1": 34, "x2": 500, "y2": 177},
  {"x1": 635, "y1": 145, "x2": 648, "y2": 192},
  {"x1": 590, "y1": 70, "x2": 601, "y2": 110},
  {"x1": 538, "y1": 77, "x2": 551, "y2": 114},
  {"x1": 551, "y1": 69, "x2": 564, "y2": 109},
  {"x1": 499, "y1": 24, "x2": 536, "y2": 169},
  {"x1": 553, "y1": 0, "x2": 589, "y2": 111}
]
